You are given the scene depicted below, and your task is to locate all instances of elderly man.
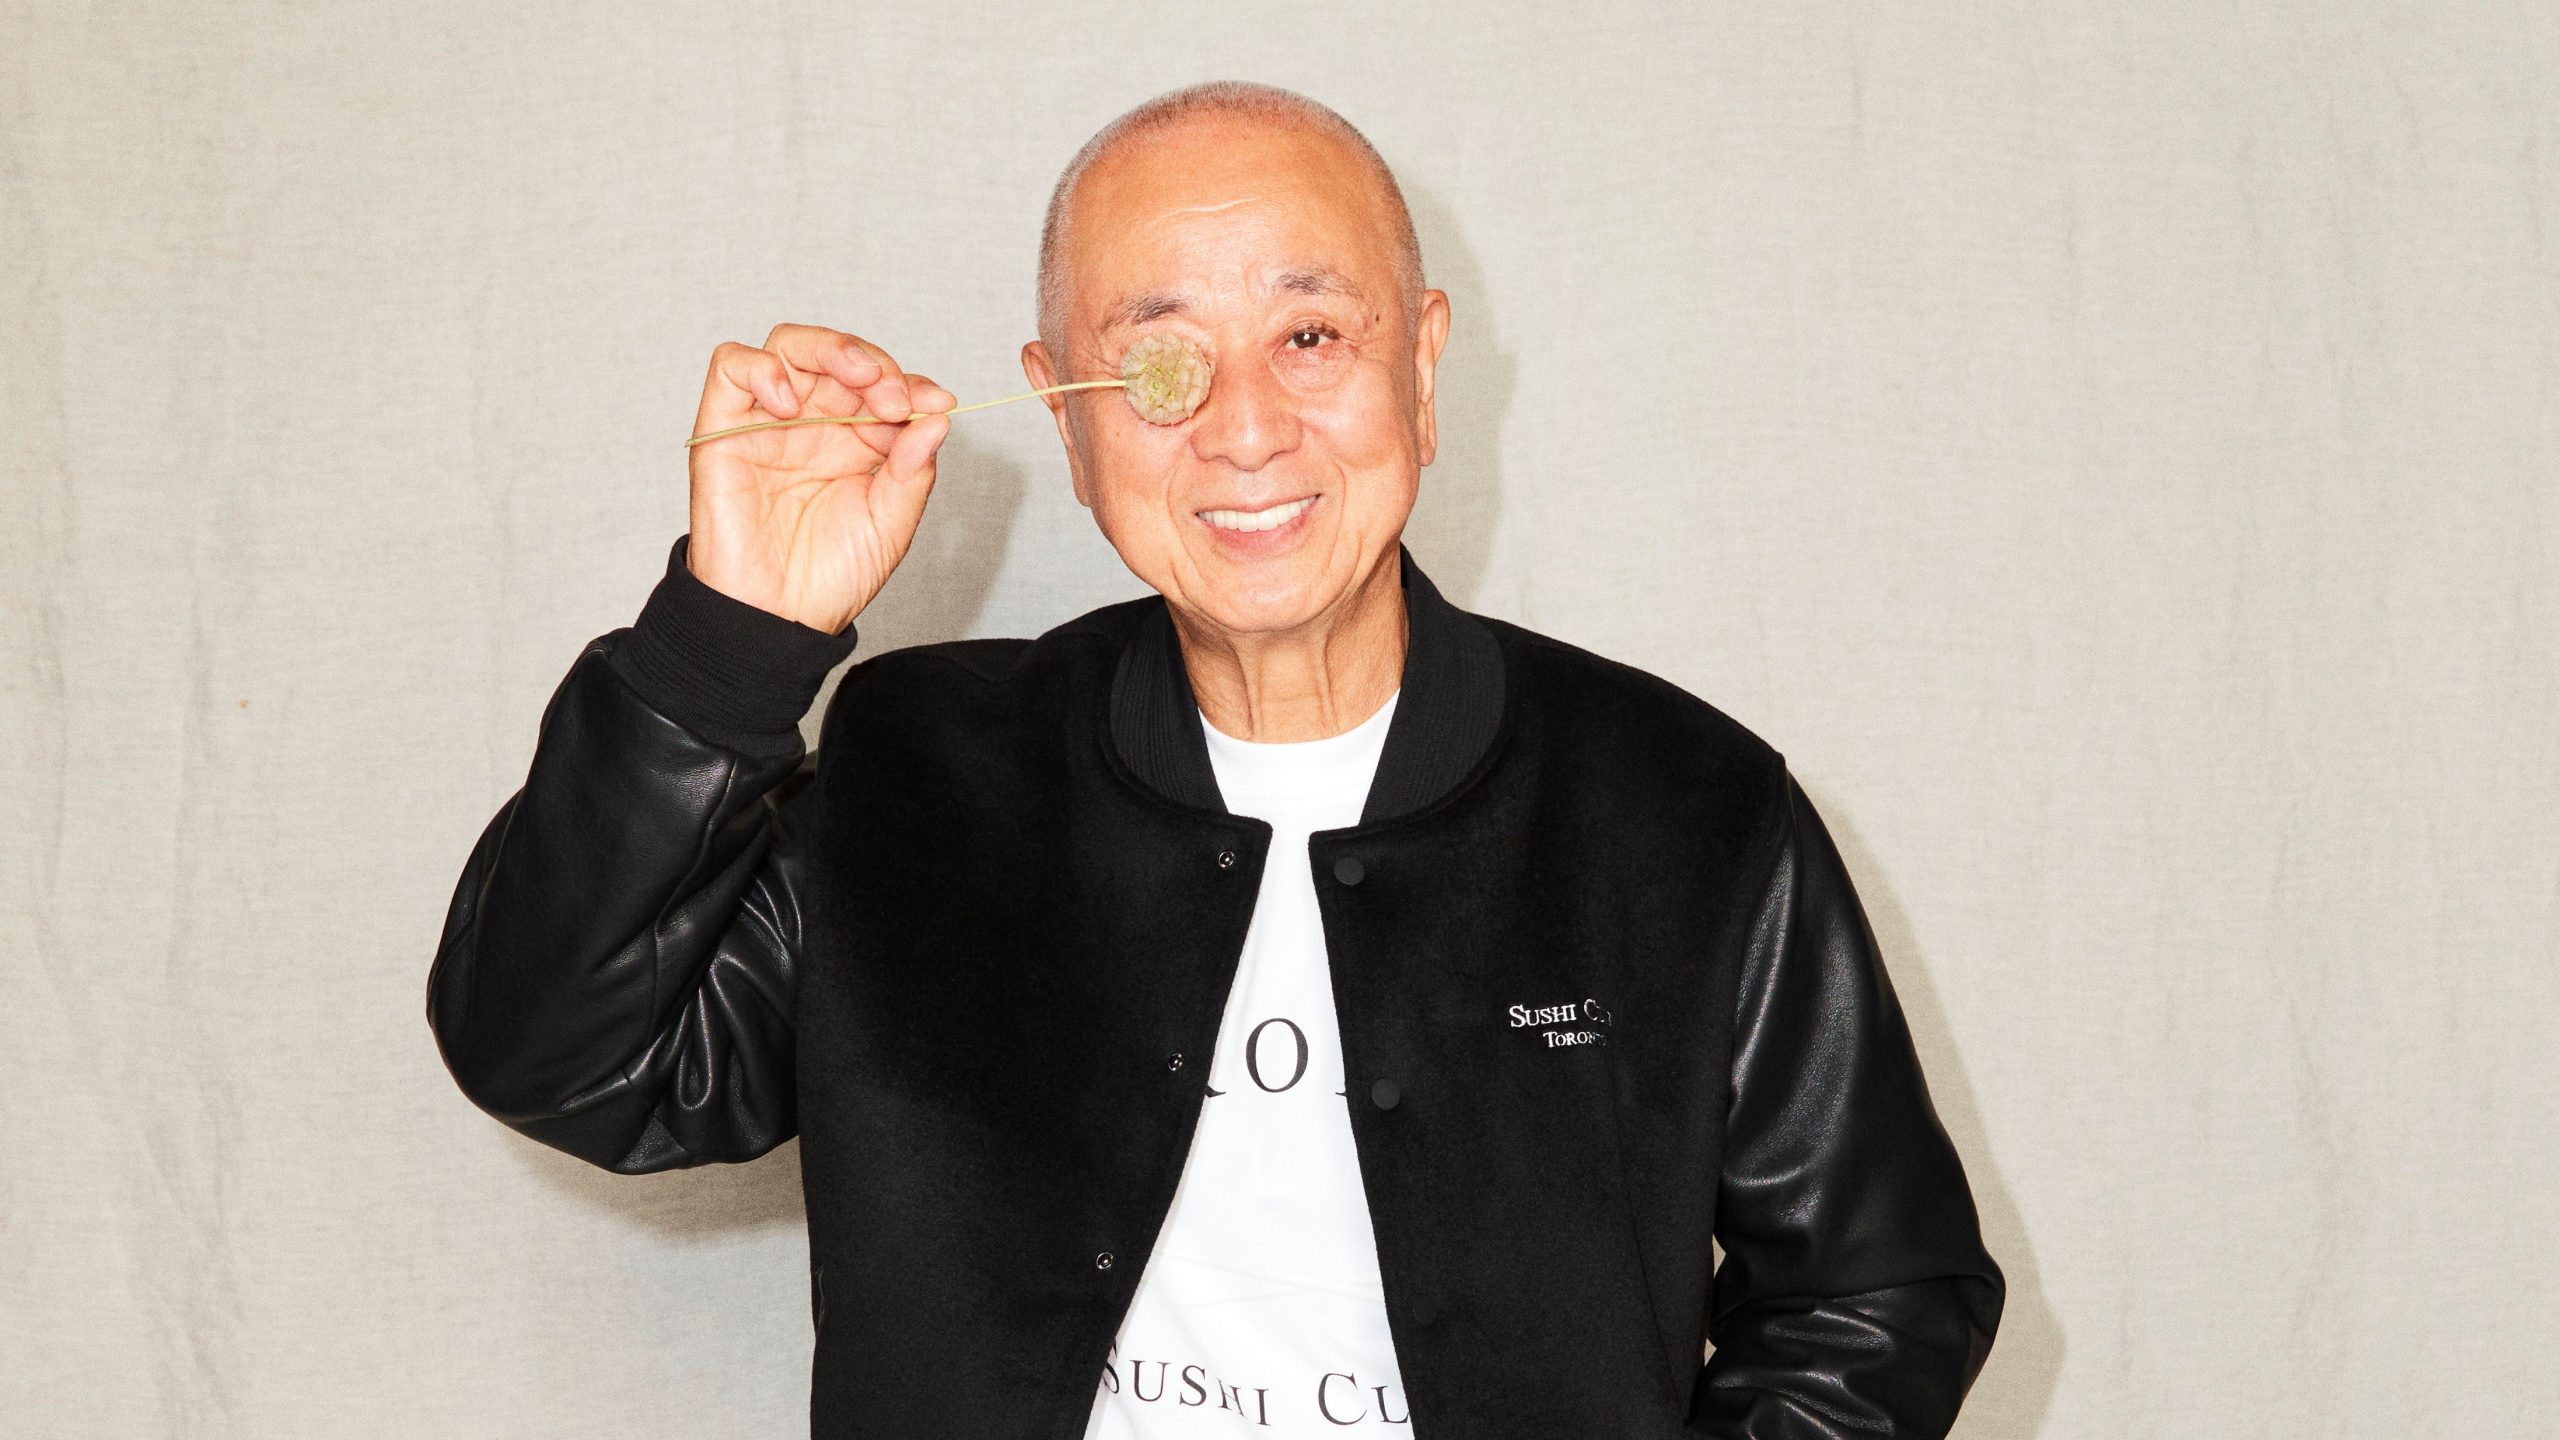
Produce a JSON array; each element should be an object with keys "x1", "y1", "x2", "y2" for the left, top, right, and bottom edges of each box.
[{"x1": 427, "y1": 81, "x2": 2003, "y2": 1438}]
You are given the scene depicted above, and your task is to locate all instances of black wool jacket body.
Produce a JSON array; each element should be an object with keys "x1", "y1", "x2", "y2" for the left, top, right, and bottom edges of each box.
[{"x1": 427, "y1": 538, "x2": 2004, "y2": 1439}]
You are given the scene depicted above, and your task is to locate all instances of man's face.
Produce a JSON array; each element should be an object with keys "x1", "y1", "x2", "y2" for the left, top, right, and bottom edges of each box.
[{"x1": 1027, "y1": 117, "x2": 1451, "y2": 639}]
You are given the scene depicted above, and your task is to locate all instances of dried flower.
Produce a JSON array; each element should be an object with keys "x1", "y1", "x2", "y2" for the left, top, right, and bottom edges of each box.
[{"x1": 1119, "y1": 334, "x2": 1214, "y2": 425}]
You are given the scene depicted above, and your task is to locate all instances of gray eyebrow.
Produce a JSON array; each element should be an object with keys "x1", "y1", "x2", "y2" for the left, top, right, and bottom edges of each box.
[
  {"x1": 1275, "y1": 266, "x2": 1360, "y2": 299},
  {"x1": 1100, "y1": 292, "x2": 1187, "y2": 332},
  {"x1": 1097, "y1": 267, "x2": 1366, "y2": 334}
]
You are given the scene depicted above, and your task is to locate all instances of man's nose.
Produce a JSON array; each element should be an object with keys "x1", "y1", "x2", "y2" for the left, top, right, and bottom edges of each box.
[{"x1": 1187, "y1": 354, "x2": 1301, "y2": 472}]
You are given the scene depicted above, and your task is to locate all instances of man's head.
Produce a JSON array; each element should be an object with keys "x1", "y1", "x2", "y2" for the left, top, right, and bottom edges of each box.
[{"x1": 1024, "y1": 82, "x2": 1450, "y2": 642}]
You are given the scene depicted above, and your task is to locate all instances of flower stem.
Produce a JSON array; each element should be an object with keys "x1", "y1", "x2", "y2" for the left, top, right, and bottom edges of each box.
[{"x1": 682, "y1": 379, "x2": 1127, "y2": 448}]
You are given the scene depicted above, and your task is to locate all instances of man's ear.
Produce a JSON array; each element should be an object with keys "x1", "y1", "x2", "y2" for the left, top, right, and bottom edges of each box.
[
  {"x1": 1410, "y1": 289, "x2": 1452, "y2": 468},
  {"x1": 1022, "y1": 339, "x2": 1094, "y2": 508}
]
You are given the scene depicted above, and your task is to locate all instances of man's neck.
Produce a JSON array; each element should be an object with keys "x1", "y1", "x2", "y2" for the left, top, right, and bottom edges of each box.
[{"x1": 1171, "y1": 557, "x2": 1409, "y2": 743}]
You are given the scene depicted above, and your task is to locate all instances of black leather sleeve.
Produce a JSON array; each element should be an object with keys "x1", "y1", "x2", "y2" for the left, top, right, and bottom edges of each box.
[
  {"x1": 424, "y1": 537, "x2": 857, "y2": 1173},
  {"x1": 1691, "y1": 773, "x2": 2006, "y2": 1438}
]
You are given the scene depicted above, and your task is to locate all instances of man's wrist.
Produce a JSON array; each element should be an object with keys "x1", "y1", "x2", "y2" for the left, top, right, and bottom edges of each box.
[{"x1": 607, "y1": 534, "x2": 860, "y2": 754}]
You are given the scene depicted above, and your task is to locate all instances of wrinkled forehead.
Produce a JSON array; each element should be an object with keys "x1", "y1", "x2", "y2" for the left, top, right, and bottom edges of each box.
[{"x1": 1059, "y1": 121, "x2": 1405, "y2": 339}]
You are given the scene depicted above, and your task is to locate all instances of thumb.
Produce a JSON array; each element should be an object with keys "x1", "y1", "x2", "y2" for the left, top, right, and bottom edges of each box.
[{"x1": 868, "y1": 407, "x2": 951, "y2": 540}]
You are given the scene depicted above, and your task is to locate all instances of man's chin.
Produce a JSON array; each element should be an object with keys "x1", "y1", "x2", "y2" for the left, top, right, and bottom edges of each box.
[
  {"x1": 1172, "y1": 553, "x2": 1406, "y2": 646},
  {"x1": 1183, "y1": 588, "x2": 1326, "y2": 639},
  {"x1": 1167, "y1": 560, "x2": 1335, "y2": 637}
]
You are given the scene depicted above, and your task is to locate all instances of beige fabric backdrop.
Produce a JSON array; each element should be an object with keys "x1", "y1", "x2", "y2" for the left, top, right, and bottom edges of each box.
[{"x1": 6, "y1": 2, "x2": 2553, "y2": 1435}]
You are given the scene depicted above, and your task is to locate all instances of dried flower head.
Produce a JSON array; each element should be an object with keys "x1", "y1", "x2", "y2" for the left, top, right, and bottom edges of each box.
[{"x1": 1119, "y1": 334, "x2": 1213, "y2": 425}]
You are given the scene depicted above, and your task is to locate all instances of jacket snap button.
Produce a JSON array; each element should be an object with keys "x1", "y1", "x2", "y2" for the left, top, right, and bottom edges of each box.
[
  {"x1": 1094, "y1": 1251, "x2": 1115, "y2": 1270},
  {"x1": 1215, "y1": 849, "x2": 1238, "y2": 871},
  {"x1": 1332, "y1": 855, "x2": 1366, "y2": 886},
  {"x1": 1369, "y1": 1078, "x2": 1401, "y2": 1111},
  {"x1": 1166, "y1": 1052, "x2": 1186, "y2": 1072}
]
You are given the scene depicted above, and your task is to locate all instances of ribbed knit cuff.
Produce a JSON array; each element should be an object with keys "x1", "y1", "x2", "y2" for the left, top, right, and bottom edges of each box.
[{"x1": 607, "y1": 535, "x2": 860, "y2": 754}]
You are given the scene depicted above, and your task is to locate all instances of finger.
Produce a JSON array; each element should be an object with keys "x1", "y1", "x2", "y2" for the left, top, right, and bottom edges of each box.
[
  {"x1": 773, "y1": 324, "x2": 914, "y2": 421},
  {"x1": 904, "y1": 371, "x2": 956, "y2": 417},
  {"x1": 834, "y1": 338, "x2": 912, "y2": 424},
  {"x1": 765, "y1": 322, "x2": 885, "y2": 394},
  {"x1": 867, "y1": 408, "x2": 949, "y2": 540},
  {"x1": 775, "y1": 349, "x2": 806, "y2": 413},
  {"x1": 703, "y1": 340, "x2": 800, "y2": 424},
  {"x1": 881, "y1": 406, "x2": 950, "y2": 488}
]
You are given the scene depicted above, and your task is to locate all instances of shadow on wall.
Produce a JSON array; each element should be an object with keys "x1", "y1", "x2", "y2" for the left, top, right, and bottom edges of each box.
[
  {"x1": 816, "y1": 427, "x2": 1035, "y2": 658},
  {"x1": 1400, "y1": 181, "x2": 1512, "y2": 608},
  {"x1": 1802, "y1": 779, "x2": 2064, "y2": 1440}
]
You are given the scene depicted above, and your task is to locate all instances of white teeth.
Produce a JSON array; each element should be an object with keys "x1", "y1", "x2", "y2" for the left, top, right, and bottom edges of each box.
[{"x1": 1199, "y1": 496, "x2": 1316, "y2": 533}]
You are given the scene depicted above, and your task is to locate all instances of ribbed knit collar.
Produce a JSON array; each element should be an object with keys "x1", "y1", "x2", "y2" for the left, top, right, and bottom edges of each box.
[{"x1": 1107, "y1": 544, "x2": 1507, "y2": 824}]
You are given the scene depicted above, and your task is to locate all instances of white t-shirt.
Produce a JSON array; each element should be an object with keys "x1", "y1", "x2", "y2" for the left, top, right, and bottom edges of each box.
[{"x1": 1084, "y1": 690, "x2": 1411, "y2": 1436}]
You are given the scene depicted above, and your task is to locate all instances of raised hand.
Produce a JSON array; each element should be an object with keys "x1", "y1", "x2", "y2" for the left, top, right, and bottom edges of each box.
[{"x1": 684, "y1": 323, "x2": 955, "y2": 634}]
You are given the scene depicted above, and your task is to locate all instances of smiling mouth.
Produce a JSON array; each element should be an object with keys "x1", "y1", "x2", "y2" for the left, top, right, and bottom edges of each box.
[{"x1": 1197, "y1": 495, "x2": 1317, "y2": 533}]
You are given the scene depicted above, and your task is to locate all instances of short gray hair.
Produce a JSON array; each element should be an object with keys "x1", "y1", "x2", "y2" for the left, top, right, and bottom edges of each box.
[{"x1": 1035, "y1": 81, "x2": 1425, "y2": 356}]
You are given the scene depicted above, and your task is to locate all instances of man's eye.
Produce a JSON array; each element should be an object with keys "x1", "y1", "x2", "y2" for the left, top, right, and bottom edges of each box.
[{"x1": 1288, "y1": 327, "x2": 1335, "y2": 349}]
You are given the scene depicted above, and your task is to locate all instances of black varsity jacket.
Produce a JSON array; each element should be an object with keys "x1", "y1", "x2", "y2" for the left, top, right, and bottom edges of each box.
[{"x1": 426, "y1": 537, "x2": 2004, "y2": 1438}]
